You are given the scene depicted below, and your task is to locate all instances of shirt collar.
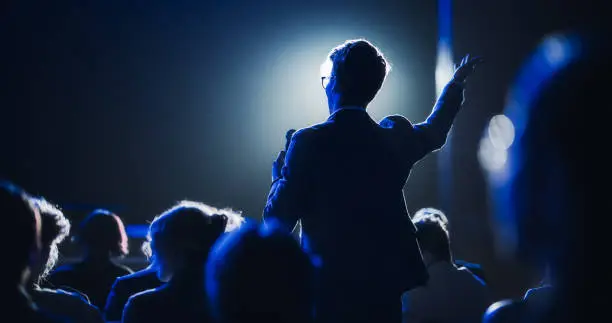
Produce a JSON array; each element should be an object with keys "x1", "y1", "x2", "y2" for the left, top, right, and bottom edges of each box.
[{"x1": 328, "y1": 106, "x2": 366, "y2": 120}]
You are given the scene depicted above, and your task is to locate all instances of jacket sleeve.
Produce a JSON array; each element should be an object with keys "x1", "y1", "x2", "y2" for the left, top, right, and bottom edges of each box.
[
  {"x1": 413, "y1": 81, "x2": 465, "y2": 156},
  {"x1": 262, "y1": 128, "x2": 314, "y2": 231},
  {"x1": 380, "y1": 81, "x2": 465, "y2": 164}
]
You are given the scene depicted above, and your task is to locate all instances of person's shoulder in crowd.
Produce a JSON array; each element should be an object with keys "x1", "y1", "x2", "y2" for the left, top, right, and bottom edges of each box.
[
  {"x1": 44, "y1": 264, "x2": 78, "y2": 288},
  {"x1": 10, "y1": 294, "x2": 69, "y2": 323},
  {"x1": 118, "y1": 267, "x2": 157, "y2": 280},
  {"x1": 105, "y1": 268, "x2": 161, "y2": 319},
  {"x1": 111, "y1": 262, "x2": 134, "y2": 276},
  {"x1": 524, "y1": 285, "x2": 553, "y2": 302},
  {"x1": 114, "y1": 268, "x2": 160, "y2": 291},
  {"x1": 32, "y1": 287, "x2": 103, "y2": 323},
  {"x1": 483, "y1": 299, "x2": 525, "y2": 323},
  {"x1": 122, "y1": 287, "x2": 169, "y2": 323},
  {"x1": 125, "y1": 287, "x2": 161, "y2": 309},
  {"x1": 46, "y1": 263, "x2": 76, "y2": 278},
  {"x1": 456, "y1": 265, "x2": 487, "y2": 286},
  {"x1": 48, "y1": 263, "x2": 75, "y2": 273}
]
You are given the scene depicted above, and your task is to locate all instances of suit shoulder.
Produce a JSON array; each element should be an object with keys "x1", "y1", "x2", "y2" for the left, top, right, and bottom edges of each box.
[
  {"x1": 290, "y1": 126, "x2": 324, "y2": 144},
  {"x1": 379, "y1": 115, "x2": 414, "y2": 130},
  {"x1": 34, "y1": 288, "x2": 98, "y2": 311},
  {"x1": 295, "y1": 124, "x2": 325, "y2": 136}
]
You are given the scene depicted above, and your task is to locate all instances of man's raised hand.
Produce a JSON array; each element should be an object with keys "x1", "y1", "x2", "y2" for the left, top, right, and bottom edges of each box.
[{"x1": 452, "y1": 54, "x2": 484, "y2": 84}]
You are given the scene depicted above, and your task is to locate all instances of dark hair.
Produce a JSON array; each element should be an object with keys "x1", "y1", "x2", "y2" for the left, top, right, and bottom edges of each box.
[
  {"x1": 148, "y1": 201, "x2": 243, "y2": 267},
  {"x1": 30, "y1": 198, "x2": 70, "y2": 281},
  {"x1": 75, "y1": 209, "x2": 128, "y2": 256},
  {"x1": 0, "y1": 181, "x2": 40, "y2": 283},
  {"x1": 413, "y1": 208, "x2": 452, "y2": 262},
  {"x1": 325, "y1": 39, "x2": 390, "y2": 107},
  {"x1": 206, "y1": 221, "x2": 315, "y2": 323}
]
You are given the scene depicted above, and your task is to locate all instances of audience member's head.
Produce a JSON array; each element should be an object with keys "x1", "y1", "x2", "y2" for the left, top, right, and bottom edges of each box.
[
  {"x1": 206, "y1": 221, "x2": 315, "y2": 323},
  {"x1": 1, "y1": 181, "x2": 41, "y2": 286},
  {"x1": 148, "y1": 200, "x2": 243, "y2": 282},
  {"x1": 412, "y1": 208, "x2": 451, "y2": 265},
  {"x1": 321, "y1": 39, "x2": 390, "y2": 109},
  {"x1": 29, "y1": 198, "x2": 70, "y2": 285},
  {"x1": 75, "y1": 209, "x2": 128, "y2": 258},
  {"x1": 482, "y1": 31, "x2": 611, "y2": 322},
  {"x1": 485, "y1": 30, "x2": 609, "y2": 274}
]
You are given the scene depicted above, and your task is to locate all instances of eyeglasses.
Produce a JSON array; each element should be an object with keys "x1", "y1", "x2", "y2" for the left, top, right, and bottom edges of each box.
[{"x1": 321, "y1": 75, "x2": 334, "y2": 89}]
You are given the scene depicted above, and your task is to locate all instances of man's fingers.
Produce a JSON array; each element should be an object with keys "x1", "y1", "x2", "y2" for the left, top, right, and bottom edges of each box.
[{"x1": 276, "y1": 151, "x2": 286, "y2": 162}]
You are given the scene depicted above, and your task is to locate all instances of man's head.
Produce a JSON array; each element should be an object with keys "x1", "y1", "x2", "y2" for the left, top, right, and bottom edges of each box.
[
  {"x1": 206, "y1": 221, "x2": 315, "y2": 323},
  {"x1": 412, "y1": 208, "x2": 451, "y2": 265},
  {"x1": 483, "y1": 31, "x2": 611, "y2": 284},
  {"x1": 321, "y1": 39, "x2": 390, "y2": 111},
  {"x1": 0, "y1": 181, "x2": 41, "y2": 286},
  {"x1": 75, "y1": 209, "x2": 129, "y2": 257}
]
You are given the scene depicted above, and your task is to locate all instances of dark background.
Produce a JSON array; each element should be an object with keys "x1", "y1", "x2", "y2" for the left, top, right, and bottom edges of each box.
[{"x1": 1, "y1": 0, "x2": 607, "y2": 299}]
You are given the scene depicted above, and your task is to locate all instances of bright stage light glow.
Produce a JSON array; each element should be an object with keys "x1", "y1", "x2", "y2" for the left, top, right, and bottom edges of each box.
[
  {"x1": 435, "y1": 42, "x2": 454, "y2": 97},
  {"x1": 478, "y1": 114, "x2": 515, "y2": 179},
  {"x1": 320, "y1": 58, "x2": 333, "y2": 78},
  {"x1": 245, "y1": 27, "x2": 413, "y2": 172},
  {"x1": 487, "y1": 114, "x2": 515, "y2": 150}
]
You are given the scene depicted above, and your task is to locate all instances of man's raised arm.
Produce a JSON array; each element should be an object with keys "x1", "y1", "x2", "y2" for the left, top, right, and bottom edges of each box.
[{"x1": 414, "y1": 55, "x2": 484, "y2": 157}]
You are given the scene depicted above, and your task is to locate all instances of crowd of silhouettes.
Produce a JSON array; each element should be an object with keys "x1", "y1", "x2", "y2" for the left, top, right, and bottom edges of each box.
[{"x1": 2, "y1": 30, "x2": 606, "y2": 323}]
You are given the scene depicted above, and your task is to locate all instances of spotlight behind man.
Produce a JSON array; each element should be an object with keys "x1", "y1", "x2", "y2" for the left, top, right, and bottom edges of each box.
[{"x1": 264, "y1": 39, "x2": 483, "y2": 323}]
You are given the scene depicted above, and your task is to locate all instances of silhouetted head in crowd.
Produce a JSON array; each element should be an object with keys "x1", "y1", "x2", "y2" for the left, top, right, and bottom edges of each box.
[
  {"x1": 1, "y1": 181, "x2": 41, "y2": 287},
  {"x1": 29, "y1": 198, "x2": 70, "y2": 286},
  {"x1": 412, "y1": 208, "x2": 452, "y2": 265},
  {"x1": 483, "y1": 31, "x2": 611, "y2": 321},
  {"x1": 148, "y1": 200, "x2": 243, "y2": 282},
  {"x1": 74, "y1": 209, "x2": 128, "y2": 259},
  {"x1": 206, "y1": 221, "x2": 315, "y2": 323},
  {"x1": 321, "y1": 39, "x2": 390, "y2": 112}
]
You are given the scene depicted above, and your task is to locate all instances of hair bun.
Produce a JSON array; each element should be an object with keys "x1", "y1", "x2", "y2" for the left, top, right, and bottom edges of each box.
[{"x1": 209, "y1": 214, "x2": 228, "y2": 232}]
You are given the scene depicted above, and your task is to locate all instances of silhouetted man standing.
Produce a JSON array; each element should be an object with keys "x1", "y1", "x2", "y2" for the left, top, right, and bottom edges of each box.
[{"x1": 264, "y1": 39, "x2": 482, "y2": 323}]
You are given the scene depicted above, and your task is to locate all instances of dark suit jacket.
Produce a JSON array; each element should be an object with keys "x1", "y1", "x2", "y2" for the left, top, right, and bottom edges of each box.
[
  {"x1": 46, "y1": 260, "x2": 133, "y2": 310},
  {"x1": 263, "y1": 82, "x2": 464, "y2": 295},
  {"x1": 104, "y1": 267, "x2": 162, "y2": 321}
]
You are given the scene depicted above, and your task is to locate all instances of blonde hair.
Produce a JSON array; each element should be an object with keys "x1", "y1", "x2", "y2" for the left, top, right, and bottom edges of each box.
[
  {"x1": 30, "y1": 198, "x2": 71, "y2": 283},
  {"x1": 144, "y1": 200, "x2": 244, "y2": 261}
]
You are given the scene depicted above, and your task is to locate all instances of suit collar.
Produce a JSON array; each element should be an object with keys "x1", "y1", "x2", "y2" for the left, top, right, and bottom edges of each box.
[{"x1": 327, "y1": 106, "x2": 369, "y2": 122}]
